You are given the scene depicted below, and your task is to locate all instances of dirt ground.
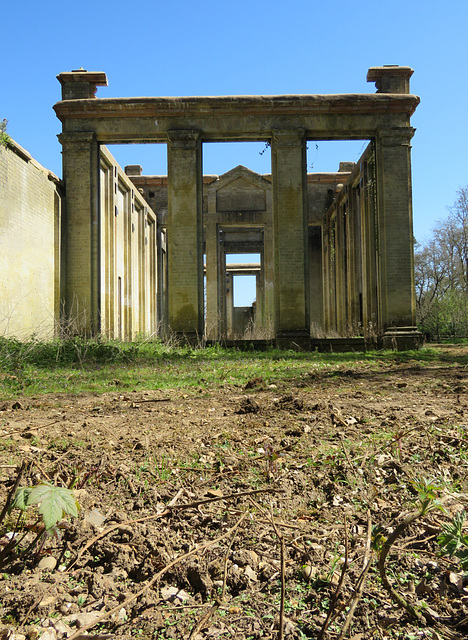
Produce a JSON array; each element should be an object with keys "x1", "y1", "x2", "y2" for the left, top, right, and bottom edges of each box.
[{"x1": 0, "y1": 346, "x2": 468, "y2": 640}]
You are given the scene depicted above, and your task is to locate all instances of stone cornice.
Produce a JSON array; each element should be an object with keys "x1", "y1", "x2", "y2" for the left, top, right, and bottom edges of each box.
[{"x1": 54, "y1": 93, "x2": 420, "y2": 121}]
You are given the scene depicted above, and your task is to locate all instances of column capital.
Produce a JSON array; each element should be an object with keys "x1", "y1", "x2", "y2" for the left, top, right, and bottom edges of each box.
[
  {"x1": 58, "y1": 131, "x2": 97, "y2": 146},
  {"x1": 272, "y1": 129, "x2": 305, "y2": 146},
  {"x1": 377, "y1": 127, "x2": 416, "y2": 147},
  {"x1": 167, "y1": 129, "x2": 201, "y2": 149}
]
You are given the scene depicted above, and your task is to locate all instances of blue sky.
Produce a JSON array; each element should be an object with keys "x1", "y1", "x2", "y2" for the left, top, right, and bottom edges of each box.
[{"x1": 2, "y1": 0, "x2": 467, "y2": 303}]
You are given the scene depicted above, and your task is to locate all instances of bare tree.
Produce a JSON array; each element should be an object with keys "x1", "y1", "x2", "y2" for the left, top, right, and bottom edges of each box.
[{"x1": 415, "y1": 187, "x2": 468, "y2": 339}]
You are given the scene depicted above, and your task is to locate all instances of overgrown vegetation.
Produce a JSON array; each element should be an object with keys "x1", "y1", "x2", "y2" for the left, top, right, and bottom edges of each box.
[{"x1": 0, "y1": 118, "x2": 11, "y2": 148}]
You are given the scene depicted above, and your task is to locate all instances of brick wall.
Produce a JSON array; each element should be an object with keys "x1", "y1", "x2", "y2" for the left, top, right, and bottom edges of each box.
[{"x1": 0, "y1": 140, "x2": 61, "y2": 338}]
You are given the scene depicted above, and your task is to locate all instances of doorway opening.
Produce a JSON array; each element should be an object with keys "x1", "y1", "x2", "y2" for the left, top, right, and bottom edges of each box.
[{"x1": 203, "y1": 141, "x2": 271, "y2": 340}]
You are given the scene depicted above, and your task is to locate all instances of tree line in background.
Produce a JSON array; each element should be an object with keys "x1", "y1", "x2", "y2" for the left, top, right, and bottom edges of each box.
[{"x1": 415, "y1": 187, "x2": 468, "y2": 341}]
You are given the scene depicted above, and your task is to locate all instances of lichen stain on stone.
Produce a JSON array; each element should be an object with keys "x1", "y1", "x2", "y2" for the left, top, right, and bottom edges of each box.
[{"x1": 173, "y1": 304, "x2": 197, "y2": 331}]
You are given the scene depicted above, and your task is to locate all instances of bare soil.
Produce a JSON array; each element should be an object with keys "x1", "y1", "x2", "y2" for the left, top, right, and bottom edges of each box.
[{"x1": 1, "y1": 346, "x2": 468, "y2": 639}]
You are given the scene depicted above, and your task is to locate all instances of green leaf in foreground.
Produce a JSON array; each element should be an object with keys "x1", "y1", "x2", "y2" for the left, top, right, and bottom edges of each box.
[
  {"x1": 28, "y1": 483, "x2": 79, "y2": 531},
  {"x1": 9, "y1": 487, "x2": 32, "y2": 512}
]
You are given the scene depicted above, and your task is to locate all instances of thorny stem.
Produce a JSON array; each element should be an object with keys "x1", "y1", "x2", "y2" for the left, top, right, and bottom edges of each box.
[{"x1": 377, "y1": 507, "x2": 434, "y2": 625}]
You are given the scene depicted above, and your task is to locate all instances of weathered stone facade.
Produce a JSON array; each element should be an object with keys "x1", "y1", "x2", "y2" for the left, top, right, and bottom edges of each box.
[
  {"x1": 1, "y1": 65, "x2": 421, "y2": 348},
  {"x1": 0, "y1": 140, "x2": 158, "y2": 340},
  {"x1": 52, "y1": 65, "x2": 420, "y2": 348},
  {"x1": 0, "y1": 140, "x2": 61, "y2": 338},
  {"x1": 128, "y1": 163, "x2": 356, "y2": 341}
]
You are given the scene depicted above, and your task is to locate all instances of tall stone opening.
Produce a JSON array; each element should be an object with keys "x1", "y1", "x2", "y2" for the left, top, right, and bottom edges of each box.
[{"x1": 202, "y1": 141, "x2": 272, "y2": 341}]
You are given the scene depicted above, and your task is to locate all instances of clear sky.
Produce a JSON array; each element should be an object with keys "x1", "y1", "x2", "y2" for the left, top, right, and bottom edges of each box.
[{"x1": 2, "y1": 0, "x2": 467, "y2": 303}]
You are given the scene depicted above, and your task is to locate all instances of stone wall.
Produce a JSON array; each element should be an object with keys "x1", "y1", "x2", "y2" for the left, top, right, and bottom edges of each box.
[
  {"x1": 98, "y1": 147, "x2": 158, "y2": 340},
  {"x1": 0, "y1": 139, "x2": 61, "y2": 339},
  {"x1": 0, "y1": 141, "x2": 158, "y2": 341}
]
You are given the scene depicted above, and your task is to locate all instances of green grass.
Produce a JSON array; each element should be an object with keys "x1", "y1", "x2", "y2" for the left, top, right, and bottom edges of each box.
[{"x1": 0, "y1": 336, "x2": 466, "y2": 399}]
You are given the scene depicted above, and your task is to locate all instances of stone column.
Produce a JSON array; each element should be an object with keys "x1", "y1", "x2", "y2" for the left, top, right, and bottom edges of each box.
[
  {"x1": 59, "y1": 131, "x2": 100, "y2": 335},
  {"x1": 360, "y1": 154, "x2": 378, "y2": 333},
  {"x1": 308, "y1": 225, "x2": 323, "y2": 330},
  {"x1": 167, "y1": 130, "x2": 203, "y2": 339},
  {"x1": 271, "y1": 130, "x2": 309, "y2": 347},
  {"x1": 263, "y1": 188, "x2": 275, "y2": 337},
  {"x1": 375, "y1": 128, "x2": 421, "y2": 348},
  {"x1": 226, "y1": 272, "x2": 234, "y2": 338},
  {"x1": 205, "y1": 190, "x2": 221, "y2": 339}
]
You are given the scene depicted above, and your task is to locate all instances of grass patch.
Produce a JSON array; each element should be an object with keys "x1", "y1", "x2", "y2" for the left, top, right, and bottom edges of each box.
[{"x1": 0, "y1": 336, "x2": 465, "y2": 399}]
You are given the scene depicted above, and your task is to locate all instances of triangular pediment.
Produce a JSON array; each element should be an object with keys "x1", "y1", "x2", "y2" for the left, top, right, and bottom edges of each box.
[
  {"x1": 206, "y1": 165, "x2": 271, "y2": 192},
  {"x1": 217, "y1": 176, "x2": 267, "y2": 212}
]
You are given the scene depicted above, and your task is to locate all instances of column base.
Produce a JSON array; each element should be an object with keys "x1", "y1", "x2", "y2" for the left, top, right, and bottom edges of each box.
[
  {"x1": 382, "y1": 327, "x2": 422, "y2": 351},
  {"x1": 275, "y1": 330, "x2": 311, "y2": 351},
  {"x1": 172, "y1": 331, "x2": 204, "y2": 347}
]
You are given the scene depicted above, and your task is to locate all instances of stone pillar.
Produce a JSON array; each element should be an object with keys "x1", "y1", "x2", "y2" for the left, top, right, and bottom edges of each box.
[
  {"x1": 255, "y1": 260, "x2": 264, "y2": 334},
  {"x1": 226, "y1": 272, "x2": 234, "y2": 338},
  {"x1": 59, "y1": 131, "x2": 100, "y2": 335},
  {"x1": 167, "y1": 130, "x2": 203, "y2": 339},
  {"x1": 263, "y1": 188, "x2": 275, "y2": 337},
  {"x1": 205, "y1": 190, "x2": 221, "y2": 339},
  {"x1": 334, "y1": 198, "x2": 347, "y2": 335},
  {"x1": 308, "y1": 225, "x2": 323, "y2": 330},
  {"x1": 271, "y1": 130, "x2": 309, "y2": 347},
  {"x1": 375, "y1": 128, "x2": 421, "y2": 348},
  {"x1": 360, "y1": 153, "x2": 378, "y2": 333}
]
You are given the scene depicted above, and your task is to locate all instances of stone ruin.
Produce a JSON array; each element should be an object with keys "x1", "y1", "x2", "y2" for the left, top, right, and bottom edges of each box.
[{"x1": 51, "y1": 65, "x2": 421, "y2": 349}]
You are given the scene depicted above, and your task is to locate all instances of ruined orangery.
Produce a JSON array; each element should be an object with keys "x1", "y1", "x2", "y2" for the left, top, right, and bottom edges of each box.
[{"x1": 0, "y1": 66, "x2": 421, "y2": 349}]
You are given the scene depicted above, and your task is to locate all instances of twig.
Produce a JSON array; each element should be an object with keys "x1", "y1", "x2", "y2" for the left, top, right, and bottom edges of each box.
[
  {"x1": 338, "y1": 434, "x2": 362, "y2": 481},
  {"x1": 246, "y1": 497, "x2": 286, "y2": 639},
  {"x1": 220, "y1": 514, "x2": 241, "y2": 603},
  {"x1": 21, "y1": 584, "x2": 55, "y2": 625},
  {"x1": 132, "y1": 397, "x2": 171, "y2": 403},
  {"x1": 2, "y1": 419, "x2": 61, "y2": 437},
  {"x1": 336, "y1": 510, "x2": 373, "y2": 640},
  {"x1": 317, "y1": 515, "x2": 349, "y2": 640},
  {"x1": 67, "y1": 511, "x2": 250, "y2": 640},
  {"x1": 433, "y1": 430, "x2": 468, "y2": 447},
  {"x1": 256, "y1": 518, "x2": 302, "y2": 530},
  {"x1": 269, "y1": 503, "x2": 286, "y2": 640},
  {"x1": 28, "y1": 458, "x2": 51, "y2": 481},
  {"x1": 188, "y1": 603, "x2": 219, "y2": 639}
]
